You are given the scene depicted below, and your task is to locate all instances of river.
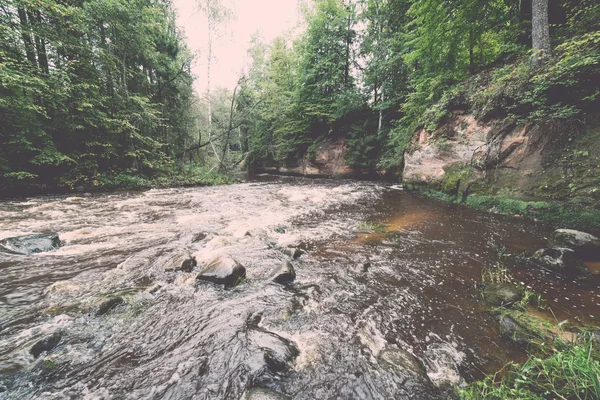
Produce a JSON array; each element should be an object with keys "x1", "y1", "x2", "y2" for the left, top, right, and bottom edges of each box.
[{"x1": 0, "y1": 175, "x2": 598, "y2": 399}]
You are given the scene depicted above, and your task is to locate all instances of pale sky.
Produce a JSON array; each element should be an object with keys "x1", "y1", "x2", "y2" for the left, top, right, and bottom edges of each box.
[{"x1": 173, "y1": 0, "x2": 303, "y2": 94}]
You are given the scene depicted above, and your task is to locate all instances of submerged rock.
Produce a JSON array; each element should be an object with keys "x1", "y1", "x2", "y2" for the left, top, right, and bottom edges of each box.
[
  {"x1": 164, "y1": 254, "x2": 197, "y2": 273},
  {"x1": 30, "y1": 332, "x2": 62, "y2": 358},
  {"x1": 483, "y1": 283, "x2": 522, "y2": 307},
  {"x1": 530, "y1": 248, "x2": 590, "y2": 275},
  {"x1": 378, "y1": 348, "x2": 438, "y2": 394},
  {"x1": 96, "y1": 297, "x2": 124, "y2": 316},
  {"x1": 0, "y1": 233, "x2": 62, "y2": 255},
  {"x1": 196, "y1": 257, "x2": 246, "y2": 286},
  {"x1": 270, "y1": 262, "x2": 296, "y2": 284},
  {"x1": 192, "y1": 232, "x2": 207, "y2": 242},
  {"x1": 549, "y1": 229, "x2": 600, "y2": 258},
  {"x1": 243, "y1": 388, "x2": 291, "y2": 400},
  {"x1": 281, "y1": 247, "x2": 305, "y2": 260}
]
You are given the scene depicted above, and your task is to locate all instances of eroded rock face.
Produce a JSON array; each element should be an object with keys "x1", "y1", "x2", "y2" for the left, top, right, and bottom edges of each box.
[
  {"x1": 270, "y1": 262, "x2": 296, "y2": 285},
  {"x1": 530, "y1": 248, "x2": 590, "y2": 276},
  {"x1": 0, "y1": 233, "x2": 62, "y2": 255},
  {"x1": 196, "y1": 257, "x2": 246, "y2": 286},
  {"x1": 483, "y1": 283, "x2": 522, "y2": 307},
  {"x1": 549, "y1": 229, "x2": 600, "y2": 258}
]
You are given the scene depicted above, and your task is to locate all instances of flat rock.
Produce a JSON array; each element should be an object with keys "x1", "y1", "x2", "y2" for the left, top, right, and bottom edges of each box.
[
  {"x1": 271, "y1": 262, "x2": 296, "y2": 284},
  {"x1": 549, "y1": 229, "x2": 600, "y2": 258},
  {"x1": 0, "y1": 233, "x2": 62, "y2": 255},
  {"x1": 483, "y1": 283, "x2": 522, "y2": 307},
  {"x1": 196, "y1": 257, "x2": 246, "y2": 286}
]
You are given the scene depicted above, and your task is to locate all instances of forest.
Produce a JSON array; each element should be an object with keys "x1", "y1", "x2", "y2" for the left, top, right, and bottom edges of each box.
[{"x1": 1, "y1": 0, "x2": 598, "y2": 193}]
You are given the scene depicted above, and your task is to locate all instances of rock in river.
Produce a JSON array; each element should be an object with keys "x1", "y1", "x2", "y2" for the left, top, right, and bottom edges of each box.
[
  {"x1": 243, "y1": 388, "x2": 291, "y2": 400},
  {"x1": 30, "y1": 332, "x2": 62, "y2": 358},
  {"x1": 164, "y1": 254, "x2": 197, "y2": 272},
  {"x1": 0, "y1": 233, "x2": 62, "y2": 255},
  {"x1": 270, "y1": 262, "x2": 296, "y2": 284},
  {"x1": 196, "y1": 257, "x2": 246, "y2": 286},
  {"x1": 549, "y1": 229, "x2": 600, "y2": 258},
  {"x1": 483, "y1": 283, "x2": 522, "y2": 307},
  {"x1": 530, "y1": 248, "x2": 590, "y2": 276},
  {"x1": 96, "y1": 297, "x2": 124, "y2": 316}
]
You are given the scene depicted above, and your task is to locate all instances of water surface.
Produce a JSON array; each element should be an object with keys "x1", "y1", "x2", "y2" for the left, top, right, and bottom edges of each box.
[{"x1": 1, "y1": 176, "x2": 598, "y2": 399}]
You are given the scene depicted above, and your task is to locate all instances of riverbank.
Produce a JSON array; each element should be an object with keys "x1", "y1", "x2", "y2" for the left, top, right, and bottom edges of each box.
[{"x1": 0, "y1": 164, "x2": 232, "y2": 200}]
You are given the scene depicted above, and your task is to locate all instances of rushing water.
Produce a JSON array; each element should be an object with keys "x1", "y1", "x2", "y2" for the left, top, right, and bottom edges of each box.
[{"x1": 1, "y1": 176, "x2": 599, "y2": 399}]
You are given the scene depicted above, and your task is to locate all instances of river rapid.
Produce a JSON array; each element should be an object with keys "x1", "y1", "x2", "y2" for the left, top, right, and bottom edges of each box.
[{"x1": 1, "y1": 176, "x2": 599, "y2": 399}]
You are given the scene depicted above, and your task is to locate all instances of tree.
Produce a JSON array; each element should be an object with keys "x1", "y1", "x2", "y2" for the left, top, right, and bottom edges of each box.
[{"x1": 531, "y1": 0, "x2": 551, "y2": 67}]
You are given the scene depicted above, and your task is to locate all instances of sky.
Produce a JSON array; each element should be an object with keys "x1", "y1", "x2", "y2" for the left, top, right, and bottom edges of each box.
[{"x1": 172, "y1": 0, "x2": 303, "y2": 95}]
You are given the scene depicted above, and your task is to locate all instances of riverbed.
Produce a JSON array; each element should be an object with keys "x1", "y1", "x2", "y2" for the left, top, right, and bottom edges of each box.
[{"x1": 1, "y1": 176, "x2": 598, "y2": 399}]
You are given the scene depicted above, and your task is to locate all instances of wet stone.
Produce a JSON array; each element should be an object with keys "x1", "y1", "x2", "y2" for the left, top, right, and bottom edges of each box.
[
  {"x1": 483, "y1": 283, "x2": 522, "y2": 307},
  {"x1": 243, "y1": 388, "x2": 291, "y2": 400},
  {"x1": 271, "y1": 262, "x2": 296, "y2": 285},
  {"x1": 247, "y1": 328, "x2": 299, "y2": 375},
  {"x1": 498, "y1": 315, "x2": 541, "y2": 345},
  {"x1": 0, "y1": 233, "x2": 62, "y2": 255},
  {"x1": 164, "y1": 254, "x2": 197, "y2": 273},
  {"x1": 549, "y1": 229, "x2": 600, "y2": 258},
  {"x1": 196, "y1": 257, "x2": 246, "y2": 287},
  {"x1": 530, "y1": 248, "x2": 590, "y2": 276},
  {"x1": 192, "y1": 232, "x2": 208, "y2": 242},
  {"x1": 30, "y1": 332, "x2": 62, "y2": 358},
  {"x1": 96, "y1": 297, "x2": 124, "y2": 316}
]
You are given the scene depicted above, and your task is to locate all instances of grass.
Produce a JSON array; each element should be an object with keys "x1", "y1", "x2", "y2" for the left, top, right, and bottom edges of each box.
[
  {"x1": 406, "y1": 185, "x2": 600, "y2": 235},
  {"x1": 459, "y1": 333, "x2": 600, "y2": 400}
]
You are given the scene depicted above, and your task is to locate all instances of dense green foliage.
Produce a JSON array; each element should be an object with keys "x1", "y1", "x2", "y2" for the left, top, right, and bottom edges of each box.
[
  {"x1": 238, "y1": 0, "x2": 600, "y2": 172},
  {"x1": 0, "y1": 0, "x2": 201, "y2": 192}
]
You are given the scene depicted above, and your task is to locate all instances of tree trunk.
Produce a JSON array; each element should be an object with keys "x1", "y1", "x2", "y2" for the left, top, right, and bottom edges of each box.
[
  {"x1": 531, "y1": 0, "x2": 551, "y2": 68},
  {"x1": 17, "y1": 7, "x2": 36, "y2": 66}
]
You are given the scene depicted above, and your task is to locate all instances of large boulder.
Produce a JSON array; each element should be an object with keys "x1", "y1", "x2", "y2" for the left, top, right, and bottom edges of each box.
[
  {"x1": 530, "y1": 248, "x2": 590, "y2": 276},
  {"x1": 483, "y1": 283, "x2": 522, "y2": 307},
  {"x1": 270, "y1": 262, "x2": 296, "y2": 285},
  {"x1": 196, "y1": 257, "x2": 246, "y2": 286},
  {"x1": 0, "y1": 233, "x2": 62, "y2": 255},
  {"x1": 549, "y1": 229, "x2": 600, "y2": 258}
]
